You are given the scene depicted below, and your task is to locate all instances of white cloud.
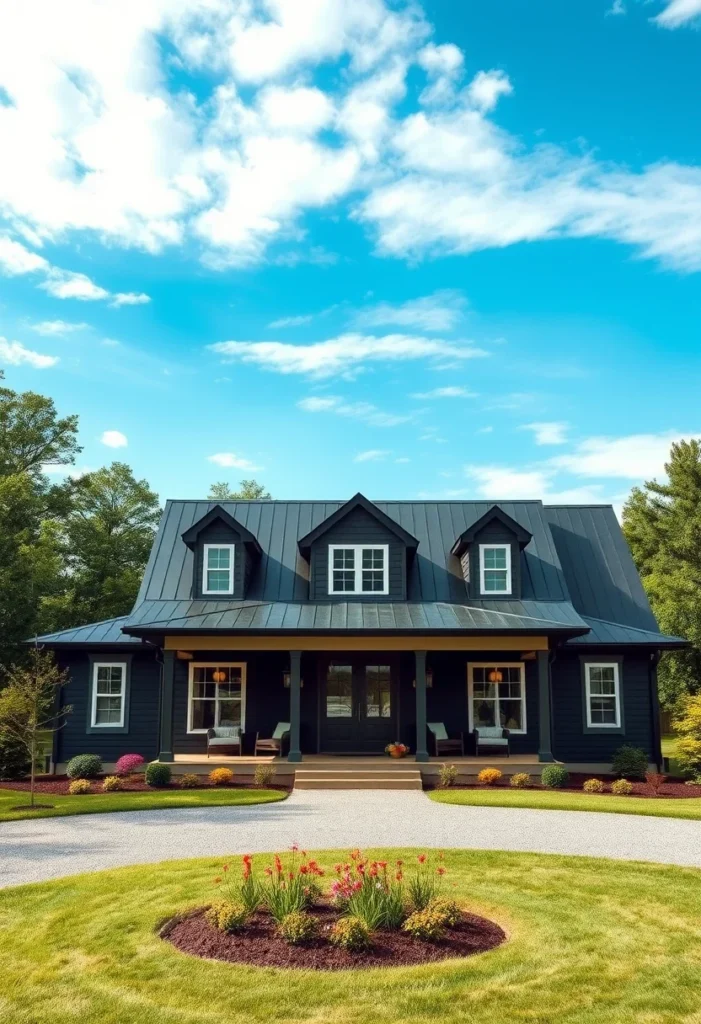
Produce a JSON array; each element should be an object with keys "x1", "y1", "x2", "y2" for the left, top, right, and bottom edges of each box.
[
  {"x1": 655, "y1": 0, "x2": 701, "y2": 27},
  {"x1": 550, "y1": 431, "x2": 697, "y2": 479},
  {"x1": 411, "y1": 386, "x2": 476, "y2": 399},
  {"x1": 298, "y1": 394, "x2": 410, "y2": 427},
  {"x1": 353, "y1": 449, "x2": 391, "y2": 462},
  {"x1": 355, "y1": 290, "x2": 467, "y2": 332},
  {"x1": 207, "y1": 452, "x2": 263, "y2": 470},
  {"x1": 210, "y1": 332, "x2": 486, "y2": 378},
  {"x1": 268, "y1": 314, "x2": 315, "y2": 328},
  {"x1": 465, "y1": 464, "x2": 550, "y2": 499},
  {"x1": 0, "y1": 236, "x2": 48, "y2": 275},
  {"x1": 111, "y1": 292, "x2": 151, "y2": 307},
  {"x1": 466, "y1": 70, "x2": 513, "y2": 113},
  {"x1": 100, "y1": 429, "x2": 128, "y2": 448},
  {"x1": 606, "y1": 0, "x2": 626, "y2": 15},
  {"x1": 522, "y1": 421, "x2": 568, "y2": 445},
  {"x1": 31, "y1": 319, "x2": 88, "y2": 336},
  {"x1": 0, "y1": 337, "x2": 58, "y2": 368},
  {"x1": 40, "y1": 270, "x2": 109, "y2": 301}
]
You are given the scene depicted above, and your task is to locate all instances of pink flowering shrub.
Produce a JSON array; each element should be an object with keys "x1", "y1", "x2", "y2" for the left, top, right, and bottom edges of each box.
[{"x1": 114, "y1": 753, "x2": 145, "y2": 777}]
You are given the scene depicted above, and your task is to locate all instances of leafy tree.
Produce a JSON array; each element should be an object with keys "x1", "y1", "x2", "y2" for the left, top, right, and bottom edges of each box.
[
  {"x1": 208, "y1": 479, "x2": 271, "y2": 500},
  {"x1": 672, "y1": 695, "x2": 701, "y2": 779},
  {"x1": 0, "y1": 376, "x2": 80, "y2": 477},
  {"x1": 39, "y1": 462, "x2": 161, "y2": 632},
  {"x1": 622, "y1": 439, "x2": 701, "y2": 707},
  {"x1": 0, "y1": 649, "x2": 71, "y2": 807}
]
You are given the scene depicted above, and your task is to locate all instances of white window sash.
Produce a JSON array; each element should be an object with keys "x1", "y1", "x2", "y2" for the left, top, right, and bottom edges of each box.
[
  {"x1": 584, "y1": 662, "x2": 621, "y2": 728},
  {"x1": 467, "y1": 662, "x2": 527, "y2": 735},
  {"x1": 187, "y1": 662, "x2": 247, "y2": 734},
  {"x1": 327, "y1": 544, "x2": 389, "y2": 595},
  {"x1": 90, "y1": 662, "x2": 126, "y2": 728},
  {"x1": 202, "y1": 543, "x2": 235, "y2": 595},
  {"x1": 479, "y1": 544, "x2": 512, "y2": 595}
]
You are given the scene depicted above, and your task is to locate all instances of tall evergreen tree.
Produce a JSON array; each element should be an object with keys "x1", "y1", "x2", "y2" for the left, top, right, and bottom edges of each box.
[
  {"x1": 208, "y1": 479, "x2": 271, "y2": 500},
  {"x1": 622, "y1": 439, "x2": 701, "y2": 707}
]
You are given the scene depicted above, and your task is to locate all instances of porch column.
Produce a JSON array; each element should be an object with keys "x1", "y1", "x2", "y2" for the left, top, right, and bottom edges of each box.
[
  {"x1": 158, "y1": 649, "x2": 175, "y2": 762},
  {"x1": 537, "y1": 649, "x2": 554, "y2": 762},
  {"x1": 287, "y1": 650, "x2": 303, "y2": 763},
  {"x1": 414, "y1": 650, "x2": 429, "y2": 763}
]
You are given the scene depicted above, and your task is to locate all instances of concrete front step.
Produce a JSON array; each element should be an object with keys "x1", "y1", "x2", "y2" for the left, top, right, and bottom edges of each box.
[{"x1": 294, "y1": 768, "x2": 423, "y2": 791}]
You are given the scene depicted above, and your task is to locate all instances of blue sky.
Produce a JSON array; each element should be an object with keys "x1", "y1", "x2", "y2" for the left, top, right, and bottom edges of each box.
[{"x1": 0, "y1": 0, "x2": 700, "y2": 507}]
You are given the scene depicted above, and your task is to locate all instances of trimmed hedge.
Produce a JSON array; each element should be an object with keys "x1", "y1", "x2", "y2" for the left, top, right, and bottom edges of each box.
[
  {"x1": 66, "y1": 754, "x2": 103, "y2": 780},
  {"x1": 540, "y1": 764, "x2": 569, "y2": 789},
  {"x1": 145, "y1": 762, "x2": 171, "y2": 787}
]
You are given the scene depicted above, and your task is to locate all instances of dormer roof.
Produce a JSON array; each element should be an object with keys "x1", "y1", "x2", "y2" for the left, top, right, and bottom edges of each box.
[
  {"x1": 181, "y1": 504, "x2": 262, "y2": 555},
  {"x1": 297, "y1": 492, "x2": 419, "y2": 557},
  {"x1": 451, "y1": 504, "x2": 533, "y2": 557}
]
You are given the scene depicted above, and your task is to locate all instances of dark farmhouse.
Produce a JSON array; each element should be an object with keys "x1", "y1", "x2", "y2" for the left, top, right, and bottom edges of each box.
[{"x1": 34, "y1": 494, "x2": 685, "y2": 779}]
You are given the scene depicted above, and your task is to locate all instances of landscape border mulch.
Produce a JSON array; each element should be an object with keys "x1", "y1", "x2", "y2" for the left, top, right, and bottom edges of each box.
[
  {"x1": 427, "y1": 772, "x2": 701, "y2": 799},
  {"x1": 162, "y1": 904, "x2": 506, "y2": 970},
  {"x1": 0, "y1": 776, "x2": 291, "y2": 795}
]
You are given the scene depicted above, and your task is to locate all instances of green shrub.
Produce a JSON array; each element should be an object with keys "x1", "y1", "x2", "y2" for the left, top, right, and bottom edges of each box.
[
  {"x1": 438, "y1": 763, "x2": 458, "y2": 788},
  {"x1": 0, "y1": 732, "x2": 31, "y2": 780},
  {"x1": 583, "y1": 778, "x2": 605, "y2": 793},
  {"x1": 330, "y1": 916, "x2": 370, "y2": 951},
  {"x1": 611, "y1": 745, "x2": 648, "y2": 780},
  {"x1": 101, "y1": 775, "x2": 124, "y2": 792},
  {"x1": 253, "y1": 763, "x2": 276, "y2": 788},
  {"x1": 205, "y1": 900, "x2": 249, "y2": 933},
  {"x1": 66, "y1": 754, "x2": 102, "y2": 780},
  {"x1": 541, "y1": 764, "x2": 569, "y2": 789},
  {"x1": 510, "y1": 772, "x2": 531, "y2": 789},
  {"x1": 673, "y1": 696, "x2": 701, "y2": 778},
  {"x1": 427, "y1": 898, "x2": 461, "y2": 927},
  {"x1": 402, "y1": 907, "x2": 446, "y2": 943},
  {"x1": 144, "y1": 762, "x2": 171, "y2": 787},
  {"x1": 277, "y1": 911, "x2": 319, "y2": 945},
  {"x1": 68, "y1": 778, "x2": 91, "y2": 795},
  {"x1": 179, "y1": 773, "x2": 200, "y2": 788},
  {"x1": 611, "y1": 778, "x2": 634, "y2": 796}
]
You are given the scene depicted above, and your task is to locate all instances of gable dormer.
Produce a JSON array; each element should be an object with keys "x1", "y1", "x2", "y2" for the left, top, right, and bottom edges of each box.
[
  {"x1": 181, "y1": 505, "x2": 262, "y2": 600},
  {"x1": 451, "y1": 505, "x2": 532, "y2": 600},
  {"x1": 298, "y1": 493, "x2": 418, "y2": 602}
]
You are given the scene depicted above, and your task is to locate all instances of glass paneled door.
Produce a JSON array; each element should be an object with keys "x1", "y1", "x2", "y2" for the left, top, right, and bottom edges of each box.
[{"x1": 320, "y1": 657, "x2": 396, "y2": 753}]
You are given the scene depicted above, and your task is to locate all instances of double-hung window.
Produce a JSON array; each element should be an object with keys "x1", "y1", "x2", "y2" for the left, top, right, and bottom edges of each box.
[
  {"x1": 188, "y1": 663, "x2": 246, "y2": 733},
  {"x1": 584, "y1": 663, "x2": 621, "y2": 728},
  {"x1": 479, "y1": 544, "x2": 511, "y2": 594},
  {"x1": 203, "y1": 544, "x2": 234, "y2": 595},
  {"x1": 468, "y1": 663, "x2": 526, "y2": 734},
  {"x1": 328, "y1": 545, "x2": 389, "y2": 595},
  {"x1": 91, "y1": 663, "x2": 126, "y2": 728}
]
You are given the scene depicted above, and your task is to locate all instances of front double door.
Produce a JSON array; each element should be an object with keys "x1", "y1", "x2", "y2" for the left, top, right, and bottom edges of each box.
[{"x1": 320, "y1": 656, "x2": 397, "y2": 753}]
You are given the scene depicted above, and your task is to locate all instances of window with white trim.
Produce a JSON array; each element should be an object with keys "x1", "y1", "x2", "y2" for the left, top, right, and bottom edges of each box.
[
  {"x1": 584, "y1": 663, "x2": 621, "y2": 728},
  {"x1": 479, "y1": 544, "x2": 511, "y2": 594},
  {"x1": 328, "y1": 544, "x2": 389, "y2": 595},
  {"x1": 202, "y1": 544, "x2": 235, "y2": 594},
  {"x1": 188, "y1": 663, "x2": 246, "y2": 733},
  {"x1": 91, "y1": 663, "x2": 126, "y2": 728},
  {"x1": 468, "y1": 663, "x2": 526, "y2": 734}
]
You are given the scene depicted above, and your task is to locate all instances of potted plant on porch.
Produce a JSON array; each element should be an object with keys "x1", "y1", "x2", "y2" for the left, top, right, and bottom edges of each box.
[{"x1": 385, "y1": 742, "x2": 410, "y2": 759}]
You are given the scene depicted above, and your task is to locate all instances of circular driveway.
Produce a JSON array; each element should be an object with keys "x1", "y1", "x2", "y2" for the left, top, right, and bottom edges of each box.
[{"x1": 2, "y1": 790, "x2": 701, "y2": 888}]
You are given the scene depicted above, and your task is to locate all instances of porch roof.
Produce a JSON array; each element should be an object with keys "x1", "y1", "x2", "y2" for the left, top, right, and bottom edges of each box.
[{"x1": 568, "y1": 615, "x2": 687, "y2": 648}]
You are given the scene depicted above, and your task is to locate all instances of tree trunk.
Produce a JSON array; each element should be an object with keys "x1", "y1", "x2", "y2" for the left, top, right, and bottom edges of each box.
[{"x1": 30, "y1": 734, "x2": 36, "y2": 808}]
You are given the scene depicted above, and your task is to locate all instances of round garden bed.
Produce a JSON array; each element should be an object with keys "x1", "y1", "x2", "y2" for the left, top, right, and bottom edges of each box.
[{"x1": 162, "y1": 903, "x2": 505, "y2": 970}]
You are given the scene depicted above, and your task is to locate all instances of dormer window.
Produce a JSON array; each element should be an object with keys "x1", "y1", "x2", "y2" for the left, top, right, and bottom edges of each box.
[
  {"x1": 203, "y1": 544, "x2": 235, "y2": 595},
  {"x1": 479, "y1": 544, "x2": 511, "y2": 595},
  {"x1": 329, "y1": 544, "x2": 389, "y2": 595}
]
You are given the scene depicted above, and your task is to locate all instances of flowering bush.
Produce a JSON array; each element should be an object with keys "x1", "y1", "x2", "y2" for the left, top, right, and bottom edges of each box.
[
  {"x1": 179, "y1": 773, "x2": 200, "y2": 788},
  {"x1": 510, "y1": 772, "x2": 531, "y2": 789},
  {"x1": 611, "y1": 778, "x2": 634, "y2": 796},
  {"x1": 583, "y1": 778, "x2": 605, "y2": 793},
  {"x1": 114, "y1": 754, "x2": 145, "y2": 777},
  {"x1": 278, "y1": 911, "x2": 319, "y2": 945},
  {"x1": 68, "y1": 778, "x2": 91, "y2": 795},
  {"x1": 477, "y1": 767, "x2": 502, "y2": 786},
  {"x1": 402, "y1": 907, "x2": 446, "y2": 943},
  {"x1": 253, "y1": 763, "x2": 276, "y2": 788},
  {"x1": 213, "y1": 855, "x2": 263, "y2": 915},
  {"x1": 541, "y1": 764, "x2": 569, "y2": 789},
  {"x1": 407, "y1": 851, "x2": 446, "y2": 911},
  {"x1": 209, "y1": 767, "x2": 234, "y2": 786},
  {"x1": 101, "y1": 775, "x2": 124, "y2": 792},
  {"x1": 438, "y1": 763, "x2": 458, "y2": 788},
  {"x1": 427, "y1": 897, "x2": 461, "y2": 927},
  {"x1": 205, "y1": 900, "x2": 249, "y2": 933},
  {"x1": 262, "y1": 847, "x2": 325, "y2": 923},
  {"x1": 66, "y1": 754, "x2": 102, "y2": 780},
  {"x1": 330, "y1": 852, "x2": 406, "y2": 930},
  {"x1": 145, "y1": 763, "x2": 171, "y2": 787},
  {"x1": 330, "y1": 916, "x2": 370, "y2": 951}
]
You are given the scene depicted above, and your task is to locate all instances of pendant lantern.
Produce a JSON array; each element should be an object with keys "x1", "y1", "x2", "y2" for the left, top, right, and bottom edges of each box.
[
  {"x1": 212, "y1": 669, "x2": 227, "y2": 683},
  {"x1": 488, "y1": 668, "x2": 503, "y2": 683}
]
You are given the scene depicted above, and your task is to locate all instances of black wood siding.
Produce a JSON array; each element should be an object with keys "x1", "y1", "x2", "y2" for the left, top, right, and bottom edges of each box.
[
  {"x1": 56, "y1": 650, "x2": 160, "y2": 763},
  {"x1": 551, "y1": 649, "x2": 654, "y2": 762},
  {"x1": 193, "y1": 521, "x2": 246, "y2": 599},
  {"x1": 467, "y1": 521, "x2": 522, "y2": 600},
  {"x1": 309, "y1": 506, "x2": 406, "y2": 601}
]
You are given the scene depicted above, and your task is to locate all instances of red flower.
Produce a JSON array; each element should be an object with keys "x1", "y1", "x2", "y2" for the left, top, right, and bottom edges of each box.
[
  {"x1": 222, "y1": 864, "x2": 229, "y2": 873},
  {"x1": 437, "y1": 866, "x2": 446, "y2": 876},
  {"x1": 378, "y1": 861, "x2": 387, "y2": 869},
  {"x1": 299, "y1": 864, "x2": 309, "y2": 875},
  {"x1": 274, "y1": 855, "x2": 283, "y2": 874},
  {"x1": 264, "y1": 867, "x2": 273, "y2": 876},
  {"x1": 396, "y1": 860, "x2": 403, "y2": 868},
  {"x1": 214, "y1": 876, "x2": 222, "y2": 884},
  {"x1": 417, "y1": 854, "x2": 427, "y2": 864},
  {"x1": 396, "y1": 871, "x2": 403, "y2": 882}
]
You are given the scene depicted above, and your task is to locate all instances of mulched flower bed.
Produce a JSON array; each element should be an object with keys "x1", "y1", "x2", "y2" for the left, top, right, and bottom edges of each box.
[
  {"x1": 162, "y1": 904, "x2": 506, "y2": 970},
  {"x1": 0, "y1": 776, "x2": 291, "y2": 795},
  {"x1": 429, "y1": 773, "x2": 701, "y2": 799}
]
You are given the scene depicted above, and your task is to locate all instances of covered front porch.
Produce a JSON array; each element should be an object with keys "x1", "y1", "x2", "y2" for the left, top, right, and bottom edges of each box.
[{"x1": 156, "y1": 634, "x2": 556, "y2": 766}]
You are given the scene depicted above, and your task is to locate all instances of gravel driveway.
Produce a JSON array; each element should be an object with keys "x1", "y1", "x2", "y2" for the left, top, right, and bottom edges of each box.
[{"x1": 2, "y1": 790, "x2": 701, "y2": 889}]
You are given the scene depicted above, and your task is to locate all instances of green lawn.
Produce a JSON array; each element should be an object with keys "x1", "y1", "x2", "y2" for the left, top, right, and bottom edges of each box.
[
  {"x1": 1, "y1": 849, "x2": 700, "y2": 1024},
  {"x1": 0, "y1": 786, "x2": 286, "y2": 822},
  {"x1": 429, "y1": 786, "x2": 701, "y2": 820}
]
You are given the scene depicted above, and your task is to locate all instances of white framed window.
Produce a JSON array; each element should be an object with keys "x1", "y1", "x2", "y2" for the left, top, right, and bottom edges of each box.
[
  {"x1": 468, "y1": 663, "x2": 526, "y2": 734},
  {"x1": 91, "y1": 663, "x2": 126, "y2": 728},
  {"x1": 328, "y1": 544, "x2": 389, "y2": 595},
  {"x1": 187, "y1": 663, "x2": 246, "y2": 733},
  {"x1": 584, "y1": 663, "x2": 621, "y2": 728},
  {"x1": 479, "y1": 544, "x2": 512, "y2": 594},
  {"x1": 203, "y1": 544, "x2": 235, "y2": 595}
]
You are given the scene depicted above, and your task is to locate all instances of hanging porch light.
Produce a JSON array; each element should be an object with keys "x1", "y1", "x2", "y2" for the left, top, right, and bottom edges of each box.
[{"x1": 488, "y1": 668, "x2": 503, "y2": 683}]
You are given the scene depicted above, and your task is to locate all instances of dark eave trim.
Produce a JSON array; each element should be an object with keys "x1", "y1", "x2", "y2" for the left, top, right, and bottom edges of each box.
[
  {"x1": 451, "y1": 504, "x2": 533, "y2": 557},
  {"x1": 122, "y1": 625, "x2": 590, "y2": 639},
  {"x1": 181, "y1": 504, "x2": 263, "y2": 554},
  {"x1": 297, "y1": 492, "x2": 419, "y2": 555}
]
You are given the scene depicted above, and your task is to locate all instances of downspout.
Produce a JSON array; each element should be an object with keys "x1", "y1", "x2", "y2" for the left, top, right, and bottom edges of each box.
[{"x1": 648, "y1": 651, "x2": 662, "y2": 772}]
